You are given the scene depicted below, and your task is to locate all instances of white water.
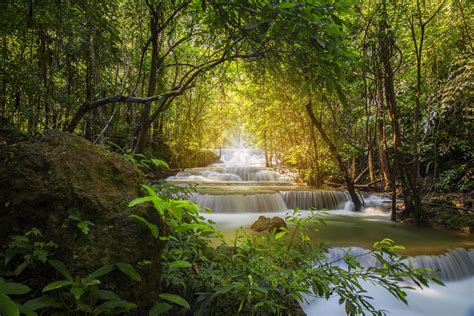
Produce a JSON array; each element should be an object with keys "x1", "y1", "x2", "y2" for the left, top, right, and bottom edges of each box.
[
  {"x1": 166, "y1": 147, "x2": 474, "y2": 315},
  {"x1": 190, "y1": 192, "x2": 288, "y2": 213}
]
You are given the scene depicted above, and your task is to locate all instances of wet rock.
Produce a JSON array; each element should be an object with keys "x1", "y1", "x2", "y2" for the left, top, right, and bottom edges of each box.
[
  {"x1": 0, "y1": 130, "x2": 165, "y2": 303},
  {"x1": 460, "y1": 227, "x2": 471, "y2": 235},
  {"x1": 250, "y1": 216, "x2": 287, "y2": 232}
]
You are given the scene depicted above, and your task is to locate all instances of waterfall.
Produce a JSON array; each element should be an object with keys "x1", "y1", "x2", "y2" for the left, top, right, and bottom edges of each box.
[
  {"x1": 280, "y1": 190, "x2": 350, "y2": 210},
  {"x1": 221, "y1": 166, "x2": 290, "y2": 181},
  {"x1": 190, "y1": 192, "x2": 288, "y2": 213},
  {"x1": 167, "y1": 166, "x2": 292, "y2": 182},
  {"x1": 326, "y1": 247, "x2": 474, "y2": 282}
]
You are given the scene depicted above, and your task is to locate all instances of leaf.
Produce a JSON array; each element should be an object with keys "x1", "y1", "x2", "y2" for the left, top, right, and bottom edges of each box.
[
  {"x1": 95, "y1": 290, "x2": 119, "y2": 301},
  {"x1": 42, "y1": 280, "x2": 74, "y2": 292},
  {"x1": 116, "y1": 263, "x2": 141, "y2": 282},
  {"x1": 48, "y1": 260, "x2": 73, "y2": 281},
  {"x1": 334, "y1": 82, "x2": 348, "y2": 109},
  {"x1": 94, "y1": 300, "x2": 137, "y2": 313},
  {"x1": 243, "y1": 22, "x2": 259, "y2": 30},
  {"x1": 129, "y1": 215, "x2": 159, "y2": 238},
  {"x1": 23, "y1": 296, "x2": 61, "y2": 310},
  {"x1": 82, "y1": 279, "x2": 101, "y2": 286},
  {"x1": 312, "y1": 34, "x2": 326, "y2": 49},
  {"x1": 151, "y1": 159, "x2": 169, "y2": 169},
  {"x1": 0, "y1": 293, "x2": 19, "y2": 316},
  {"x1": 128, "y1": 196, "x2": 156, "y2": 207},
  {"x1": 174, "y1": 223, "x2": 213, "y2": 233},
  {"x1": 168, "y1": 260, "x2": 192, "y2": 269},
  {"x1": 70, "y1": 287, "x2": 84, "y2": 300},
  {"x1": 159, "y1": 293, "x2": 190, "y2": 309},
  {"x1": 86, "y1": 264, "x2": 115, "y2": 280},
  {"x1": 0, "y1": 281, "x2": 31, "y2": 295},
  {"x1": 274, "y1": 231, "x2": 287, "y2": 240},
  {"x1": 149, "y1": 302, "x2": 173, "y2": 315}
]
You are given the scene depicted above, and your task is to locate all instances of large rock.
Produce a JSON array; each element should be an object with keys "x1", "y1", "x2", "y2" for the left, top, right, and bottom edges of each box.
[
  {"x1": 250, "y1": 216, "x2": 287, "y2": 232},
  {"x1": 0, "y1": 130, "x2": 165, "y2": 304}
]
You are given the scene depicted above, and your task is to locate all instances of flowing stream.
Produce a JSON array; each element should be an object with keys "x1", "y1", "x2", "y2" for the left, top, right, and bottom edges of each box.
[{"x1": 167, "y1": 148, "x2": 474, "y2": 315}]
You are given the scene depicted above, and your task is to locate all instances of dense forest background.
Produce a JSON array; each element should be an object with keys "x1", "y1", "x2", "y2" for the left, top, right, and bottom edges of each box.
[
  {"x1": 0, "y1": 1, "x2": 473, "y2": 315},
  {"x1": 1, "y1": 0, "x2": 472, "y2": 217}
]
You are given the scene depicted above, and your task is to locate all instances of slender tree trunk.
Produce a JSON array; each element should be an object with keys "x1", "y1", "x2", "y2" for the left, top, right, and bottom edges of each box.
[
  {"x1": 378, "y1": 0, "x2": 415, "y2": 216},
  {"x1": 308, "y1": 122, "x2": 321, "y2": 187},
  {"x1": 374, "y1": 73, "x2": 392, "y2": 190},
  {"x1": 264, "y1": 130, "x2": 270, "y2": 167},
  {"x1": 306, "y1": 103, "x2": 361, "y2": 211},
  {"x1": 363, "y1": 76, "x2": 376, "y2": 183},
  {"x1": 85, "y1": 25, "x2": 97, "y2": 140},
  {"x1": 134, "y1": 7, "x2": 160, "y2": 154}
]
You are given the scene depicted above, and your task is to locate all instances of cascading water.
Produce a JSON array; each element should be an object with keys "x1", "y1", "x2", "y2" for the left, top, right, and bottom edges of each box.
[
  {"x1": 190, "y1": 192, "x2": 287, "y2": 213},
  {"x1": 166, "y1": 146, "x2": 474, "y2": 315},
  {"x1": 280, "y1": 190, "x2": 351, "y2": 210},
  {"x1": 325, "y1": 247, "x2": 474, "y2": 281}
]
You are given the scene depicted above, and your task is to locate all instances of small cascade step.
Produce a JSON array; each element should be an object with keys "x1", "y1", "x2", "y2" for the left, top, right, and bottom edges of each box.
[
  {"x1": 326, "y1": 247, "x2": 474, "y2": 281},
  {"x1": 281, "y1": 190, "x2": 351, "y2": 210},
  {"x1": 190, "y1": 192, "x2": 287, "y2": 213}
]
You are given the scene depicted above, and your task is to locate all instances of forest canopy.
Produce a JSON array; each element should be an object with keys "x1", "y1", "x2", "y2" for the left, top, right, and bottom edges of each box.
[{"x1": 0, "y1": 0, "x2": 473, "y2": 315}]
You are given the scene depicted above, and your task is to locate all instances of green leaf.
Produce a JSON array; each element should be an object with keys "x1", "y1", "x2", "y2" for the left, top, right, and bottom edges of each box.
[
  {"x1": 129, "y1": 215, "x2": 159, "y2": 238},
  {"x1": 86, "y1": 264, "x2": 115, "y2": 280},
  {"x1": 243, "y1": 22, "x2": 259, "y2": 30},
  {"x1": 23, "y1": 296, "x2": 61, "y2": 310},
  {"x1": 159, "y1": 293, "x2": 190, "y2": 309},
  {"x1": 149, "y1": 302, "x2": 173, "y2": 315},
  {"x1": 95, "y1": 290, "x2": 119, "y2": 301},
  {"x1": 0, "y1": 293, "x2": 19, "y2": 316},
  {"x1": 168, "y1": 260, "x2": 192, "y2": 269},
  {"x1": 274, "y1": 231, "x2": 287, "y2": 240},
  {"x1": 128, "y1": 196, "x2": 157, "y2": 207},
  {"x1": 0, "y1": 281, "x2": 31, "y2": 295},
  {"x1": 48, "y1": 260, "x2": 73, "y2": 281},
  {"x1": 116, "y1": 263, "x2": 141, "y2": 282},
  {"x1": 82, "y1": 279, "x2": 101, "y2": 286},
  {"x1": 70, "y1": 287, "x2": 84, "y2": 300},
  {"x1": 334, "y1": 82, "x2": 348, "y2": 109},
  {"x1": 151, "y1": 159, "x2": 169, "y2": 169},
  {"x1": 174, "y1": 223, "x2": 213, "y2": 233},
  {"x1": 42, "y1": 280, "x2": 74, "y2": 292},
  {"x1": 94, "y1": 300, "x2": 137, "y2": 313},
  {"x1": 312, "y1": 34, "x2": 326, "y2": 49}
]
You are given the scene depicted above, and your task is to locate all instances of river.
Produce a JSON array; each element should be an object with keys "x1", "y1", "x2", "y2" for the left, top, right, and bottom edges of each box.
[{"x1": 167, "y1": 147, "x2": 474, "y2": 316}]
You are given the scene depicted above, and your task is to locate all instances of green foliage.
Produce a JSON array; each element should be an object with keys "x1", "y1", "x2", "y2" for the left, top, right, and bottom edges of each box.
[
  {"x1": 131, "y1": 184, "x2": 441, "y2": 315},
  {"x1": 0, "y1": 228, "x2": 141, "y2": 315},
  {"x1": 42, "y1": 260, "x2": 139, "y2": 314},
  {"x1": 109, "y1": 142, "x2": 170, "y2": 172},
  {"x1": 68, "y1": 210, "x2": 95, "y2": 236},
  {"x1": 0, "y1": 228, "x2": 57, "y2": 277}
]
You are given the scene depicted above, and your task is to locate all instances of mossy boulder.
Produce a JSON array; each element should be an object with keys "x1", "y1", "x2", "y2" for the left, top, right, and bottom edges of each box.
[
  {"x1": 0, "y1": 130, "x2": 165, "y2": 304},
  {"x1": 250, "y1": 216, "x2": 287, "y2": 233}
]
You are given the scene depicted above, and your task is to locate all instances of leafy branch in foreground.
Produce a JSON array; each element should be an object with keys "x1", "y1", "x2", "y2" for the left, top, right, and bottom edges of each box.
[{"x1": 131, "y1": 184, "x2": 442, "y2": 315}]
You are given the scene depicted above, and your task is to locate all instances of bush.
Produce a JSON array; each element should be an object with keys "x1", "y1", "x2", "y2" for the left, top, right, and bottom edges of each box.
[{"x1": 131, "y1": 184, "x2": 442, "y2": 316}]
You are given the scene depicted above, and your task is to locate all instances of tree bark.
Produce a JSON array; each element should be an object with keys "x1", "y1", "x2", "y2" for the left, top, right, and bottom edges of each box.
[
  {"x1": 133, "y1": 5, "x2": 161, "y2": 154},
  {"x1": 308, "y1": 122, "x2": 321, "y2": 187},
  {"x1": 306, "y1": 103, "x2": 361, "y2": 211}
]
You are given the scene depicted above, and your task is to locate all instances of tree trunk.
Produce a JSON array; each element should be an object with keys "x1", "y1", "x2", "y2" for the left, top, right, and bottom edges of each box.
[
  {"x1": 133, "y1": 7, "x2": 161, "y2": 154},
  {"x1": 306, "y1": 103, "x2": 361, "y2": 211},
  {"x1": 374, "y1": 72, "x2": 392, "y2": 190},
  {"x1": 308, "y1": 122, "x2": 321, "y2": 187},
  {"x1": 378, "y1": 0, "x2": 415, "y2": 217}
]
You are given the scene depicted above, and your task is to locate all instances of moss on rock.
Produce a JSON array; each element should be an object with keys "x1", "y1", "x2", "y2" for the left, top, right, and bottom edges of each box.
[{"x1": 0, "y1": 130, "x2": 165, "y2": 305}]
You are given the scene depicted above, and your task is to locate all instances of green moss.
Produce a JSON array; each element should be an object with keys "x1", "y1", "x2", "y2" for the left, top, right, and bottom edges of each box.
[{"x1": 0, "y1": 130, "x2": 166, "y2": 306}]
